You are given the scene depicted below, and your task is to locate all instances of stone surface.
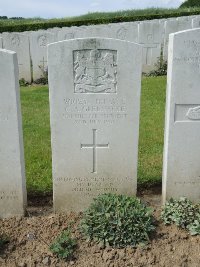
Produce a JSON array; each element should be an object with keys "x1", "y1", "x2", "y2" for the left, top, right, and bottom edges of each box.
[
  {"x1": 163, "y1": 18, "x2": 192, "y2": 60},
  {"x1": 162, "y1": 29, "x2": 200, "y2": 203},
  {"x1": 2, "y1": 33, "x2": 32, "y2": 83},
  {"x1": 58, "y1": 22, "x2": 138, "y2": 43},
  {"x1": 138, "y1": 21, "x2": 163, "y2": 72},
  {"x1": 0, "y1": 37, "x2": 3, "y2": 48},
  {"x1": 30, "y1": 31, "x2": 56, "y2": 81},
  {"x1": 0, "y1": 49, "x2": 26, "y2": 218},
  {"x1": 48, "y1": 38, "x2": 142, "y2": 212},
  {"x1": 192, "y1": 15, "x2": 200, "y2": 28}
]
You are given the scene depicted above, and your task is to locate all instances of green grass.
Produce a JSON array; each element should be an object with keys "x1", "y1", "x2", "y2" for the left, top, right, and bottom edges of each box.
[
  {"x1": 21, "y1": 85, "x2": 52, "y2": 193},
  {"x1": 20, "y1": 76, "x2": 166, "y2": 193},
  {"x1": 138, "y1": 76, "x2": 166, "y2": 186}
]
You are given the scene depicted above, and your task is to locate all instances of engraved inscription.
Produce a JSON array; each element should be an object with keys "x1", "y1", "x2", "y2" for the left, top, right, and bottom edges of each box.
[
  {"x1": 116, "y1": 27, "x2": 127, "y2": 40},
  {"x1": 38, "y1": 35, "x2": 47, "y2": 47},
  {"x1": 186, "y1": 106, "x2": 200, "y2": 120},
  {"x1": 54, "y1": 176, "x2": 130, "y2": 197},
  {"x1": 63, "y1": 97, "x2": 127, "y2": 125},
  {"x1": 0, "y1": 190, "x2": 19, "y2": 200},
  {"x1": 0, "y1": 110, "x2": 8, "y2": 122},
  {"x1": 64, "y1": 33, "x2": 74, "y2": 39},
  {"x1": 10, "y1": 35, "x2": 20, "y2": 46},
  {"x1": 175, "y1": 104, "x2": 200, "y2": 122},
  {"x1": 74, "y1": 49, "x2": 117, "y2": 93},
  {"x1": 81, "y1": 129, "x2": 109, "y2": 173}
]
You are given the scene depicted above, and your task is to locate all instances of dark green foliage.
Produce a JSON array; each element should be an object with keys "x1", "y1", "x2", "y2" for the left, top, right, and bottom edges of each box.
[
  {"x1": 50, "y1": 228, "x2": 77, "y2": 260},
  {"x1": 0, "y1": 234, "x2": 9, "y2": 253},
  {"x1": 145, "y1": 57, "x2": 167, "y2": 77},
  {"x1": 19, "y1": 78, "x2": 30, "y2": 87},
  {"x1": 1, "y1": 9, "x2": 200, "y2": 33},
  {"x1": 161, "y1": 197, "x2": 200, "y2": 235},
  {"x1": 180, "y1": 0, "x2": 200, "y2": 8},
  {"x1": 80, "y1": 193, "x2": 155, "y2": 248}
]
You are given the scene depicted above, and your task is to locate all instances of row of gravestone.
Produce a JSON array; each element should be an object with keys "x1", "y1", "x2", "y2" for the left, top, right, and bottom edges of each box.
[
  {"x1": 0, "y1": 28, "x2": 200, "y2": 219},
  {"x1": 1, "y1": 15, "x2": 200, "y2": 83}
]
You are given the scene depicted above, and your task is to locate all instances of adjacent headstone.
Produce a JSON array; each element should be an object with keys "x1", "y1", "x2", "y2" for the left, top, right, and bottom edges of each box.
[
  {"x1": 0, "y1": 37, "x2": 2, "y2": 48},
  {"x1": 48, "y1": 38, "x2": 142, "y2": 212},
  {"x1": 138, "y1": 21, "x2": 163, "y2": 72},
  {"x1": 163, "y1": 29, "x2": 200, "y2": 203},
  {"x1": 0, "y1": 49, "x2": 27, "y2": 218},
  {"x1": 192, "y1": 15, "x2": 200, "y2": 28},
  {"x1": 163, "y1": 18, "x2": 192, "y2": 60},
  {"x1": 58, "y1": 22, "x2": 138, "y2": 43},
  {"x1": 2, "y1": 33, "x2": 32, "y2": 83},
  {"x1": 30, "y1": 31, "x2": 56, "y2": 81}
]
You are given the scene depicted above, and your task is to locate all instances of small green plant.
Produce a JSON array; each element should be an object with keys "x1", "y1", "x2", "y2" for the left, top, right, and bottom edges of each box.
[
  {"x1": 161, "y1": 197, "x2": 200, "y2": 235},
  {"x1": 187, "y1": 214, "x2": 200, "y2": 235},
  {"x1": 35, "y1": 65, "x2": 48, "y2": 85},
  {"x1": 80, "y1": 193, "x2": 155, "y2": 248},
  {"x1": 50, "y1": 228, "x2": 77, "y2": 260},
  {"x1": 145, "y1": 50, "x2": 167, "y2": 77},
  {"x1": 19, "y1": 78, "x2": 29, "y2": 87}
]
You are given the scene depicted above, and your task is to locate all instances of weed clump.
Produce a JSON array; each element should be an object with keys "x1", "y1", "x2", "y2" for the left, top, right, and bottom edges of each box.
[
  {"x1": 80, "y1": 193, "x2": 155, "y2": 248},
  {"x1": 50, "y1": 228, "x2": 77, "y2": 260},
  {"x1": 161, "y1": 197, "x2": 200, "y2": 235}
]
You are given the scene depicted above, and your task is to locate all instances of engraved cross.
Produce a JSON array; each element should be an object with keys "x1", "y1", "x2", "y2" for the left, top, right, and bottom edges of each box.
[
  {"x1": 81, "y1": 129, "x2": 109, "y2": 173},
  {"x1": 40, "y1": 57, "x2": 47, "y2": 71}
]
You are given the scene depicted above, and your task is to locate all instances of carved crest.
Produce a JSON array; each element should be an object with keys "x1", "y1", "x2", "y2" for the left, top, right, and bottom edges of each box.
[
  {"x1": 74, "y1": 49, "x2": 117, "y2": 93},
  {"x1": 186, "y1": 106, "x2": 200, "y2": 120}
]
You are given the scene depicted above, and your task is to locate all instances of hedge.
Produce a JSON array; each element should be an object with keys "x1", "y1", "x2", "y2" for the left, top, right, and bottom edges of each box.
[{"x1": 0, "y1": 10, "x2": 200, "y2": 33}]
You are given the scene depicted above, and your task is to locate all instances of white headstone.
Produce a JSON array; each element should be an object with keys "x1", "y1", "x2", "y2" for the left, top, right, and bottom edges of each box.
[
  {"x1": 163, "y1": 29, "x2": 200, "y2": 203},
  {"x1": 192, "y1": 15, "x2": 200, "y2": 28},
  {"x1": 0, "y1": 37, "x2": 2, "y2": 48},
  {"x1": 48, "y1": 38, "x2": 142, "y2": 212},
  {"x1": 138, "y1": 21, "x2": 162, "y2": 72},
  {"x1": 0, "y1": 49, "x2": 27, "y2": 218},
  {"x1": 163, "y1": 18, "x2": 192, "y2": 60},
  {"x1": 30, "y1": 31, "x2": 56, "y2": 81},
  {"x1": 2, "y1": 33, "x2": 32, "y2": 83}
]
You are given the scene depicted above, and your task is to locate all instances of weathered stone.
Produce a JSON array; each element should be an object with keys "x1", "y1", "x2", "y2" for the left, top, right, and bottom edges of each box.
[
  {"x1": 2, "y1": 33, "x2": 32, "y2": 83},
  {"x1": 0, "y1": 49, "x2": 26, "y2": 218},
  {"x1": 138, "y1": 21, "x2": 163, "y2": 72},
  {"x1": 30, "y1": 31, "x2": 56, "y2": 81},
  {"x1": 48, "y1": 38, "x2": 142, "y2": 212},
  {"x1": 163, "y1": 29, "x2": 200, "y2": 203}
]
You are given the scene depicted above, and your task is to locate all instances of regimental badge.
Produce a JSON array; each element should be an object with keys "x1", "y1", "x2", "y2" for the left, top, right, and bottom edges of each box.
[
  {"x1": 73, "y1": 49, "x2": 117, "y2": 93},
  {"x1": 186, "y1": 106, "x2": 200, "y2": 120}
]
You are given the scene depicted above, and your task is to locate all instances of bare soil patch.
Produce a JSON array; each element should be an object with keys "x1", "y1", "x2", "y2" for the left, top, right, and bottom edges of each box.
[{"x1": 0, "y1": 187, "x2": 200, "y2": 267}]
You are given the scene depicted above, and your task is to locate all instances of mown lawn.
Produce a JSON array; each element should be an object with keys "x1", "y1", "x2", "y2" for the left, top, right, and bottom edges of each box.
[{"x1": 20, "y1": 76, "x2": 166, "y2": 194}]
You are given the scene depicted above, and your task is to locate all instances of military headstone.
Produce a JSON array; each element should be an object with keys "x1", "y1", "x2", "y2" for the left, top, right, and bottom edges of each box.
[
  {"x1": 0, "y1": 49, "x2": 27, "y2": 218},
  {"x1": 30, "y1": 31, "x2": 56, "y2": 81},
  {"x1": 0, "y1": 37, "x2": 3, "y2": 48},
  {"x1": 48, "y1": 38, "x2": 142, "y2": 212},
  {"x1": 2, "y1": 33, "x2": 32, "y2": 83},
  {"x1": 163, "y1": 29, "x2": 200, "y2": 203},
  {"x1": 138, "y1": 21, "x2": 163, "y2": 72},
  {"x1": 163, "y1": 18, "x2": 192, "y2": 60}
]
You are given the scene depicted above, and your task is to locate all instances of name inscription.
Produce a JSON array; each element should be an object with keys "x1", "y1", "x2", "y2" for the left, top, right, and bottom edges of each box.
[{"x1": 63, "y1": 97, "x2": 127, "y2": 124}]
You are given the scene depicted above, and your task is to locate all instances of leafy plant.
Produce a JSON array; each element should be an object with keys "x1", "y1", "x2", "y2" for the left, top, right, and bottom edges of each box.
[
  {"x1": 35, "y1": 66, "x2": 48, "y2": 85},
  {"x1": 161, "y1": 197, "x2": 200, "y2": 233},
  {"x1": 19, "y1": 78, "x2": 29, "y2": 87},
  {"x1": 187, "y1": 213, "x2": 200, "y2": 235},
  {"x1": 145, "y1": 50, "x2": 167, "y2": 77},
  {"x1": 80, "y1": 193, "x2": 155, "y2": 248},
  {"x1": 50, "y1": 228, "x2": 77, "y2": 260}
]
